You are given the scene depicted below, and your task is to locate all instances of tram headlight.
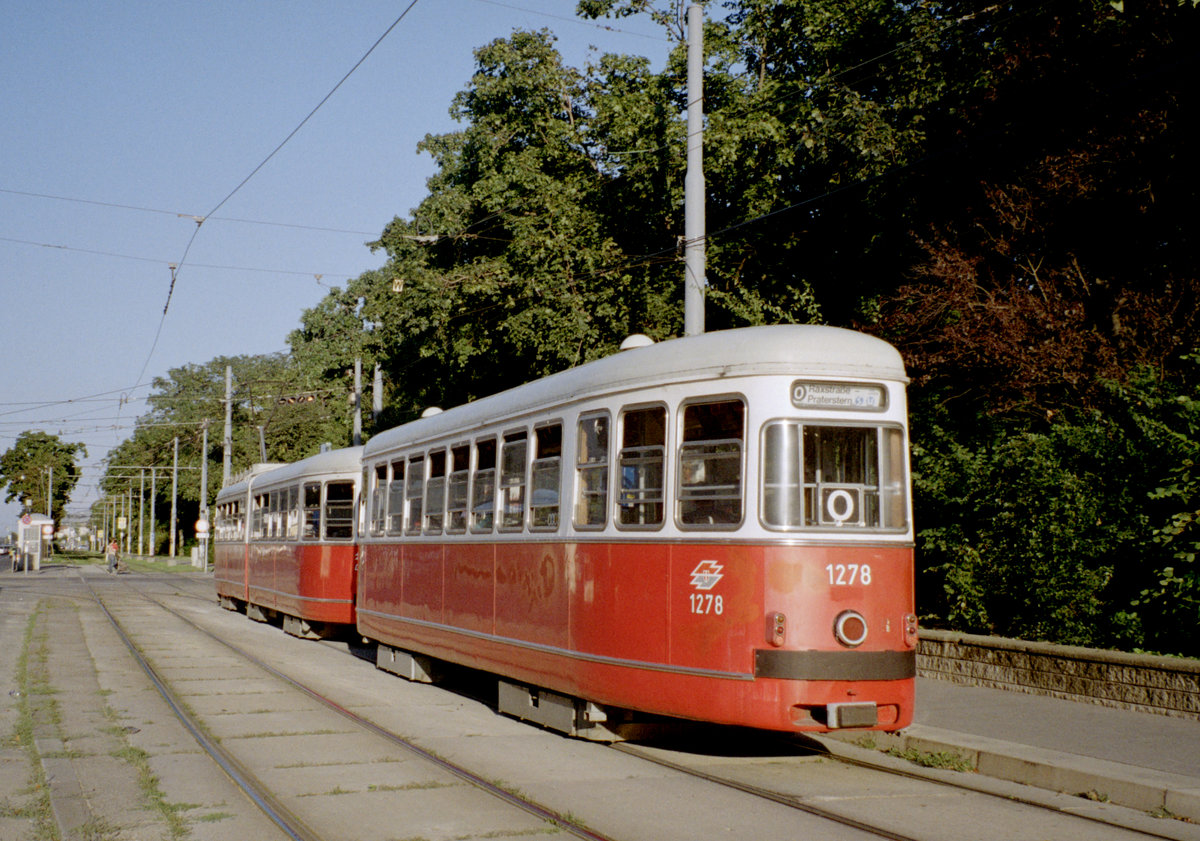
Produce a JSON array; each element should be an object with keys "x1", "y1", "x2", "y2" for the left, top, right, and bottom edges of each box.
[{"x1": 833, "y1": 610, "x2": 868, "y2": 647}]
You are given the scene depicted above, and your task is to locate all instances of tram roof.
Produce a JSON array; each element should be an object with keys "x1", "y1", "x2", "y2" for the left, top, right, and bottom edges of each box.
[
  {"x1": 365, "y1": 325, "x2": 906, "y2": 457},
  {"x1": 218, "y1": 447, "x2": 363, "y2": 496}
]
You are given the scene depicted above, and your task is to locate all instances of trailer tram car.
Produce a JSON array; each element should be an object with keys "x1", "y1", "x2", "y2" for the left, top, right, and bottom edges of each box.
[
  {"x1": 214, "y1": 447, "x2": 362, "y2": 639},
  {"x1": 356, "y1": 325, "x2": 916, "y2": 739}
]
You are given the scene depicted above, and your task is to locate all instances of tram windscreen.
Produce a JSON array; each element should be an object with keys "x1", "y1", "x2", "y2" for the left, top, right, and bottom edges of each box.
[{"x1": 762, "y1": 423, "x2": 906, "y2": 530}]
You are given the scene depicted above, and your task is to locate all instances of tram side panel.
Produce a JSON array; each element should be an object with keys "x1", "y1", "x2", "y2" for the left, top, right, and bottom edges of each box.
[
  {"x1": 495, "y1": 541, "x2": 569, "y2": 649},
  {"x1": 214, "y1": 540, "x2": 249, "y2": 606},
  {"x1": 569, "y1": 541, "x2": 670, "y2": 667},
  {"x1": 443, "y1": 542, "x2": 496, "y2": 636},
  {"x1": 270, "y1": 542, "x2": 358, "y2": 625}
]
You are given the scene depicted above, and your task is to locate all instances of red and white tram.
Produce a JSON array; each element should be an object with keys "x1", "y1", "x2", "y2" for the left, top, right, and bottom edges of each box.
[
  {"x1": 356, "y1": 324, "x2": 916, "y2": 738},
  {"x1": 214, "y1": 447, "x2": 361, "y2": 638}
]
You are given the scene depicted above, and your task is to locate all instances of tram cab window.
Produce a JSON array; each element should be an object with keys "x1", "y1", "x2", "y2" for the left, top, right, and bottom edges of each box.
[
  {"x1": 405, "y1": 456, "x2": 424, "y2": 536},
  {"x1": 500, "y1": 431, "x2": 528, "y2": 531},
  {"x1": 471, "y1": 438, "x2": 497, "y2": 532},
  {"x1": 324, "y1": 481, "x2": 355, "y2": 539},
  {"x1": 761, "y1": 423, "x2": 907, "y2": 530},
  {"x1": 303, "y1": 482, "x2": 321, "y2": 539},
  {"x1": 425, "y1": 450, "x2": 447, "y2": 533},
  {"x1": 678, "y1": 400, "x2": 744, "y2": 528},
  {"x1": 447, "y1": 444, "x2": 470, "y2": 533},
  {"x1": 531, "y1": 424, "x2": 562, "y2": 530},
  {"x1": 618, "y1": 406, "x2": 666, "y2": 528},
  {"x1": 370, "y1": 464, "x2": 387, "y2": 535},
  {"x1": 574, "y1": 414, "x2": 609, "y2": 528}
]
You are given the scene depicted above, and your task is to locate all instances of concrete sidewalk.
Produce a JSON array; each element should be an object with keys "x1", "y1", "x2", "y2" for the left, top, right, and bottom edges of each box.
[{"x1": 827, "y1": 677, "x2": 1200, "y2": 822}]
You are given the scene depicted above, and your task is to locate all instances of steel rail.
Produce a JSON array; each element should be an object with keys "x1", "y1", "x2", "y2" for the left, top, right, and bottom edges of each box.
[
  {"x1": 105, "y1": 575, "x2": 616, "y2": 841},
  {"x1": 80, "y1": 573, "x2": 323, "y2": 841}
]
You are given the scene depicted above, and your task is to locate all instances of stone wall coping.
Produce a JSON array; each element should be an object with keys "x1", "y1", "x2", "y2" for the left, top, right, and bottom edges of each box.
[{"x1": 920, "y1": 629, "x2": 1200, "y2": 676}]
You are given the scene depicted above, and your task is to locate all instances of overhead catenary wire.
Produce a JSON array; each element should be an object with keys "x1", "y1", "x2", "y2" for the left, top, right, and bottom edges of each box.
[{"x1": 136, "y1": 0, "x2": 425, "y2": 388}]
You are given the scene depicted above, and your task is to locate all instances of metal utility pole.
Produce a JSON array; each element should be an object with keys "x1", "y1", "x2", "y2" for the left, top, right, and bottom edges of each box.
[
  {"x1": 684, "y1": 2, "x2": 707, "y2": 337},
  {"x1": 373, "y1": 363, "x2": 383, "y2": 426},
  {"x1": 150, "y1": 469, "x2": 157, "y2": 557},
  {"x1": 138, "y1": 469, "x2": 145, "y2": 555},
  {"x1": 170, "y1": 436, "x2": 179, "y2": 558},
  {"x1": 353, "y1": 357, "x2": 363, "y2": 446},
  {"x1": 200, "y1": 421, "x2": 210, "y2": 525},
  {"x1": 223, "y1": 365, "x2": 233, "y2": 486}
]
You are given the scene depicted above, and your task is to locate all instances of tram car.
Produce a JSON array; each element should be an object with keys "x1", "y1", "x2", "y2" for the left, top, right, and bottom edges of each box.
[
  {"x1": 356, "y1": 324, "x2": 916, "y2": 738},
  {"x1": 213, "y1": 447, "x2": 361, "y2": 638}
]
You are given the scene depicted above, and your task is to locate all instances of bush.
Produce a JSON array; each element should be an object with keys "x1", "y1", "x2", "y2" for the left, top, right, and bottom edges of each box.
[{"x1": 913, "y1": 361, "x2": 1200, "y2": 656}]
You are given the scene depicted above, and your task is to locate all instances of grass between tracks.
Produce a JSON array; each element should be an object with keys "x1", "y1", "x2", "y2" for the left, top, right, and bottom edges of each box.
[
  {"x1": 5, "y1": 600, "x2": 201, "y2": 840},
  {"x1": 5, "y1": 603, "x2": 60, "y2": 840}
]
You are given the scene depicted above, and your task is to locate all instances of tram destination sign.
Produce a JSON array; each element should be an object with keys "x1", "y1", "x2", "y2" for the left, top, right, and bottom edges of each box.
[{"x1": 791, "y1": 380, "x2": 886, "y2": 411}]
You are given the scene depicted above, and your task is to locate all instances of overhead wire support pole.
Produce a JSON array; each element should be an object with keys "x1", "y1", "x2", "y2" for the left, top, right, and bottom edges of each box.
[
  {"x1": 684, "y1": 2, "x2": 706, "y2": 337},
  {"x1": 223, "y1": 365, "x2": 233, "y2": 487}
]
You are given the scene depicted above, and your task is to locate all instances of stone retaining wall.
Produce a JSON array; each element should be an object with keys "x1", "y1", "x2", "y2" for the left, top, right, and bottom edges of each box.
[{"x1": 918, "y1": 629, "x2": 1200, "y2": 719}]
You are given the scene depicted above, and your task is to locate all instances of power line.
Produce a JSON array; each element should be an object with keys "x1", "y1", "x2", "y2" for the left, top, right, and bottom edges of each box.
[
  {"x1": 138, "y1": 0, "x2": 425, "y2": 386},
  {"x1": 0, "y1": 235, "x2": 356, "y2": 281},
  {"x1": 0, "y1": 187, "x2": 380, "y2": 236}
]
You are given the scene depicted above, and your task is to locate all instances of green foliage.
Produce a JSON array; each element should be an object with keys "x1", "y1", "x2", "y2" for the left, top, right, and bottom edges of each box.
[
  {"x1": 914, "y1": 362, "x2": 1200, "y2": 655},
  {"x1": 78, "y1": 0, "x2": 1200, "y2": 655},
  {"x1": 0, "y1": 431, "x2": 87, "y2": 524},
  {"x1": 98, "y1": 353, "x2": 352, "y2": 547}
]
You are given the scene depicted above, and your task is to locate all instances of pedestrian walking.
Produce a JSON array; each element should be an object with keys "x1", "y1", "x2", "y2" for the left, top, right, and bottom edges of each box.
[{"x1": 106, "y1": 540, "x2": 119, "y2": 573}]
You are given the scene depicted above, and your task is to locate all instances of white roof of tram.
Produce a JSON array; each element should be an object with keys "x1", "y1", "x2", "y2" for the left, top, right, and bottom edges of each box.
[
  {"x1": 364, "y1": 325, "x2": 906, "y2": 459},
  {"x1": 217, "y1": 447, "x2": 363, "y2": 498}
]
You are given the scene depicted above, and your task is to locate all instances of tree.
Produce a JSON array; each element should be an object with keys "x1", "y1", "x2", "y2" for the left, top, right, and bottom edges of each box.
[
  {"x1": 0, "y1": 431, "x2": 87, "y2": 525},
  {"x1": 312, "y1": 29, "x2": 686, "y2": 422},
  {"x1": 100, "y1": 353, "x2": 351, "y2": 551}
]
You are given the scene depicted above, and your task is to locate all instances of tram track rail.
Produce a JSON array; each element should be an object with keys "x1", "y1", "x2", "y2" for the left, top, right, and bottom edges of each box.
[
  {"x1": 81, "y1": 572, "x2": 617, "y2": 841},
  {"x1": 74, "y1": 571, "x2": 1200, "y2": 841},
  {"x1": 612, "y1": 737, "x2": 1197, "y2": 841}
]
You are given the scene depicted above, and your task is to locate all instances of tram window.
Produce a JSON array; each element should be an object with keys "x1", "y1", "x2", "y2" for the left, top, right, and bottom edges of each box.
[
  {"x1": 447, "y1": 444, "x2": 470, "y2": 533},
  {"x1": 574, "y1": 413, "x2": 609, "y2": 528},
  {"x1": 500, "y1": 431, "x2": 528, "y2": 531},
  {"x1": 324, "y1": 481, "x2": 355, "y2": 540},
  {"x1": 761, "y1": 423, "x2": 907, "y2": 530},
  {"x1": 762, "y1": 424, "x2": 802, "y2": 527},
  {"x1": 531, "y1": 424, "x2": 562, "y2": 530},
  {"x1": 370, "y1": 464, "x2": 387, "y2": 535},
  {"x1": 388, "y1": 459, "x2": 406, "y2": 534},
  {"x1": 678, "y1": 400, "x2": 744, "y2": 527},
  {"x1": 471, "y1": 438, "x2": 497, "y2": 533},
  {"x1": 303, "y1": 482, "x2": 321, "y2": 539},
  {"x1": 405, "y1": 456, "x2": 425, "y2": 535},
  {"x1": 286, "y1": 485, "x2": 300, "y2": 540},
  {"x1": 359, "y1": 467, "x2": 368, "y2": 534},
  {"x1": 252, "y1": 494, "x2": 265, "y2": 540},
  {"x1": 426, "y1": 450, "x2": 447, "y2": 533},
  {"x1": 617, "y1": 406, "x2": 666, "y2": 528},
  {"x1": 268, "y1": 490, "x2": 281, "y2": 539}
]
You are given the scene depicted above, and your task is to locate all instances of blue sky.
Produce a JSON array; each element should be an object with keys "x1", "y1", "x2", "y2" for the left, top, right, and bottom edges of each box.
[{"x1": 1, "y1": 0, "x2": 670, "y2": 528}]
